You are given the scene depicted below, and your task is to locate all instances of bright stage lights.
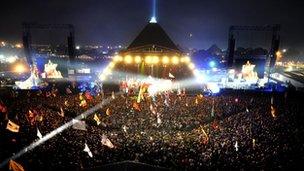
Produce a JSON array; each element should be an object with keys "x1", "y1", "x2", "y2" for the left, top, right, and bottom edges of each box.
[
  {"x1": 14, "y1": 64, "x2": 26, "y2": 73},
  {"x1": 99, "y1": 74, "x2": 106, "y2": 81},
  {"x1": 188, "y1": 63, "x2": 195, "y2": 70},
  {"x1": 207, "y1": 82, "x2": 220, "y2": 94},
  {"x1": 108, "y1": 62, "x2": 115, "y2": 68},
  {"x1": 172, "y1": 56, "x2": 179, "y2": 64},
  {"x1": 124, "y1": 55, "x2": 133, "y2": 64},
  {"x1": 152, "y1": 56, "x2": 159, "y2": 64},
  {"x1": 145, "y1": 56, "x2": 153, "y2": 64},
  {"x1": 162, "y1": 56, "x2": 169, "y2": 64},
  {"x1": 113, "y1": 55, "x2": 123, "y2": 62},
  {"x1": 181, "y1": 56, "x2": 191, "y2": 63},
  {"x1": 134, "y1": 56, "x2": 141, "y2": 64},
  {"x1": 209, "y1": 61, "x2": 216, "y2": 68}
]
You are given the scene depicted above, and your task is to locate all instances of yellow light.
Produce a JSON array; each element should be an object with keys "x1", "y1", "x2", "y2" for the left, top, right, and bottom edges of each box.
[
  {"x1": 15, "y1": 44, "x2": 22, "y2": 48},
  {"x1": 99, "y1": 74, "x2": 106, "y2": 81},
  {"x1": 15, "y1": 64, "x2": 26, "y2": 73},
  {"x1": 182, "y1": 56, "x2": 191, "y2": 63},
  {"x1": 103, "y1": 67, "x2": 111, "y2": 75},
  {"x1": 188, "y1": 63, "x2": 195, "y2": 70},
  {"x1": 152, "y1": 56, "x2": 159, "y2": 64},
  {"x1": 162, "y1": 56, "x2": 169, "y2": 64},
  {"x1": 109, "y1": 62, "x2": 115, "y2": 68},
  {"x1": 124, "y1": 55, "x2": 133, "y2": 64},
  {"x1": 276, "y1": 51, "x2": 282, "y2": 61},
  {"x1": 172, "y1": 56, "x2": 179, "y2": 64},
  {"x1": 113, "y1": 55, "x2": 123, "y2": 62},
  {"x1": 145, "y1": 56, "x2": 153, "y2": 64},
  {"x1": 134, "y1": 56, "x2": 141, "y2": 63}
]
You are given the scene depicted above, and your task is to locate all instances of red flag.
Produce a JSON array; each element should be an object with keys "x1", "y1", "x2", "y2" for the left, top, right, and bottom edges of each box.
[
  {"x1": 0, "y1": 102, "x2": 7, "y2": 113},
  {"x1": 85, "y1": 91, "x2": 93, "y2": 100}
]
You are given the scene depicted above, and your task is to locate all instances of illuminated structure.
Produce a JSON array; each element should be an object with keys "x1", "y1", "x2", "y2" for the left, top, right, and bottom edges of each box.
[
  {"x1": 100, "y1": 22, "x2": 195, "y2": 81},
  {"x1": 241, "y1": 61, "x2": 258, "y2": 82},
  {"x1": 41, "y1": 60, "x2": 63, "y2": 79},
  {"x1": 15, "y1": 65, "x2": 40, "y2": 89}
]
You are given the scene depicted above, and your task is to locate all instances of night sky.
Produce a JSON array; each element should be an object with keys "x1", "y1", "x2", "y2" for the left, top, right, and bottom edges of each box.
[{"x1": 0, "y1": 0, "x2": 303, "y2": 52}]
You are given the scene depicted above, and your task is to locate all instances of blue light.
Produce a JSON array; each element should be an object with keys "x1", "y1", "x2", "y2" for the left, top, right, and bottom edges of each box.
[{"x1": 209, "y1": 61, "x2": 216, "y2": 68}]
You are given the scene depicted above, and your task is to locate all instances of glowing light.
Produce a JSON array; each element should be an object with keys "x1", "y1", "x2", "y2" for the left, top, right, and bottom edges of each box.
[
  {"x1": 207, "y1": 83, "x2": 220, "y2": 94},
  {"x1": 152, "y1": 56, "x2": 159, "y2": 64},
  {"x1": 113, "y1": 55, "x2": 123, "y2": 62},
  {"x1": 188, "y1": 63, "x2": 195, "y2": 70},
  {"x1": 15, "y1": 44, "x2": 22, "y2": 48},
  {"x1": 172, "y1": 56, "x2": 179, "y2": 64},
  {"x1": 14, "y1": 64, "x2": 26, "y2": 73},
  {"x1": 282, "y1": 49, "x2": 287, "y2": 53},
  {"x1": 124, "y1": 55, "x2": 133, "y2": 64},
  {"x1": 99, "y1": 74, "x2": 106, "y2": 81},
  {"x1": 76, "y1": 46, "x2": 80, "y2": 50},
  {"x1": 181, "y1": 56, "x2": 191, "y2": 63},
  {"x1": 150, "y1": 17, "x2": 157, "y2": 23},
  {"x1": 276, "y1": 51, "x2": 282, "y2": 61},
  {"x1": 103, "y1": 67, "x2": 111, "y2": 75},
  {"x1": 108, "y1": 62, "x2": 115, "y2": 68},
  {"x1": 209, "y1": 61, "x2": 216, "y2": 68},
  {"x1": 7, "y1": 56, "x2": 17, "y2": 63},
  {"x1": 145, "y1": 56, "x2": 153, "y2": 64},
  {"x1": 162, "y1": 56, "x2": 169, "y2": 64},
  {"x1": 134, "y1": 56, "x2": 141, "y2": 64},
  {"x1": 286, "y1": 65, "x2": 293, "y2": 71}
]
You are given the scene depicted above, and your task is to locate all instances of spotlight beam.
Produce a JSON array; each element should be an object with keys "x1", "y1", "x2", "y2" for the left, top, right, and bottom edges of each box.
[{"x1": 0, "y1": 93, "x2": 122, "y2": 168}]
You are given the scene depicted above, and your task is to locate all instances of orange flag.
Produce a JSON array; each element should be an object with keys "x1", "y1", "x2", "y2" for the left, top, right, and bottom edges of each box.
[
  {"x1": 6, "y1": 120, "x2": 20, "y2": 133},
  {"x1": 133, "y1": 102, "x2": 141, "y2": 111},
  {"x1": 9, "y1": 160, "x2": 24, "y2": 171},
  {"x1": 106, "y1": 108, "x2": 111, "y2": 116}
]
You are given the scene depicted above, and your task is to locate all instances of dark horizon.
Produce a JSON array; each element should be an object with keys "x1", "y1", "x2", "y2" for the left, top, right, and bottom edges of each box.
[{"x1": 0, "y1": 0, "x2": 303, "y2": 53}]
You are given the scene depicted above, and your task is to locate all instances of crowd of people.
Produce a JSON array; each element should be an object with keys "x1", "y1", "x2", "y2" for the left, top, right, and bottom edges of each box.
[{"x1": 0, "y1": 82, "x2": 303, "y2": 170}]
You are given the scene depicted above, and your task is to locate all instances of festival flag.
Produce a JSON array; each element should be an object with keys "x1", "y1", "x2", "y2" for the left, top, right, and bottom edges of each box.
[
  {"x1": 93, "y1": 114, "x2": 101, "y2": 125},
  {"x1": 72, "y1": 119, "x2": 87, "y2": 131},
  {"x1": 79, "y1": 93, "x2": 84, "y2": 101},
  {"x1": 234, "y1": 141, "x2": 239, "y2": 151},
  {"x1": 133, "y1": 102, "x2": 141, "y2": 111},
  {"x1": 79, "y1": 99, "x2": 87, "y2": 108},
  {"x1": 211, "y1": 100, "x2": 215, "y2": 117},
  {"x1": 101, "y1": 134, "x2": 115, "y2": 148},
  {"x1": 122, "y1": 125, "x2": 128, "y2": 133},
  {"x1": 137, "y1": 85, "x2": 144, "y2": 103},
  {"x1": 271, "y1": 96, "x2": 274, "y2": 105},
  {"x1": 177, "y1": 88, "x2": 181, "y2": 95},
  {"x1": 200, "y1": 126, "x2": 209, "y2": 144},
  {"x1": 6, "y1": 120, "x2": 20, "y2": 133},
  {"x1": 83, "y1": 143, "x2": 93, "y2": 158},
  {"x1": 64, "y1": 100, "x2": 69, "y2": 107},
  {"x1": 58, "y1": 107, "x2": 64, "y2": 117},
  {"x1": 0, "y1": 101, "x2": 7, "y2": 113},
  {"x1": 164, "y1": 99, "x2": 169, "y2": 107},
  {"x1": 9, "y1": 160, "x2": 24, "y2": 171},
  {"x1": 271, "y1": 105, "x2": 276, "y2": 118},
  {"x1": 157, "y1": 113, "x2": 162, "y2": 125},
  {"x1": 85, "y1": 91, "x2": 93, "y2": 101},
  {"x1": 37, "y1": 128, "x2": 43, "y2": 139},
  {"x1": 106, "y1": 108, "x2": 111, "y2": 116},
  {"x1": 169, "y1": 72, "x2": 175, "y2": 78},
  {"x1": 111, "y1": 91, "x2": 115, "y2": 99}
]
